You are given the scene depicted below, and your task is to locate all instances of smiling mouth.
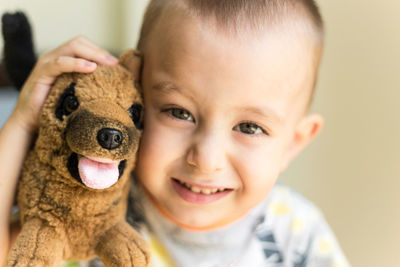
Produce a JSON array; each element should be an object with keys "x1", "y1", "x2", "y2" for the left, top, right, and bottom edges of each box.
[
  {"x1": 171, "y1": 177, "x2": 233, "y2": 205},
  {"x1": 173, "y1": 178, "x2": 231, "y2": 195},
  {"x1": 171, "y1": 178, "x2": 233, "y2": 204}
]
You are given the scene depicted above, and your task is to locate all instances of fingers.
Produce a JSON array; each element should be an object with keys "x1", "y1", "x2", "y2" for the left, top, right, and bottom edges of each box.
[
  {"x1": 25, "y1": 56, "x2": 96, "y2": 92},
  {"x1": 36, "y1": 36, "x2": 118, "y2": 76},
  {"x1": 30, "y1": 36, "x2": 116, "y2": 85},
  {"x1": 42, "y1": 56, "x2": 97, "y2": 78},
  {"x1": 49, "y1": 36, "x2": 118, "y2": 66},
  {"x1": 76, "y1": 36, "x2": 117, "y2": 64}
]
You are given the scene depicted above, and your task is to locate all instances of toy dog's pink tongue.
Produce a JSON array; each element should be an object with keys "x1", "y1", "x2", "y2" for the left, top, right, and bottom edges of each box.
[{"x1": 78, "y1": 157, "x2": 119, "y2": 189}]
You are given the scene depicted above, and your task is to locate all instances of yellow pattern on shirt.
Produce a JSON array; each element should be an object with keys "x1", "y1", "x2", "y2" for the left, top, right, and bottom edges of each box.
[{"x1": 148, "y1": 235, "x2": 176, "y2": 267}]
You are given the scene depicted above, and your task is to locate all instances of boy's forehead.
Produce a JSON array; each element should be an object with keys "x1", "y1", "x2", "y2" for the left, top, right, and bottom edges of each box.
[{"x1": 145, "y1": 6, "x2": 317, "y2": 115}]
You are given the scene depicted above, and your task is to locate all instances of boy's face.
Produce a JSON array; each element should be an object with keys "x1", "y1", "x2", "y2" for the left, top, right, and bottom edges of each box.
[{"x1": 136, "y1": 10, "x2": 322, "y2": 228}]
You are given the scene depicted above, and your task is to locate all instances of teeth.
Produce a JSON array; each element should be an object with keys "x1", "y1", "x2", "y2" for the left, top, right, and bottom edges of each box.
[
  {"x1": 177, "y1": 180, "x2": 226, "y2": 194},
  {"x1": 201, "y1": 188, "x2": 211, "y2": 195},
  {"x1": 190, "y1": 186, "x2": 201, "y2": 193}
]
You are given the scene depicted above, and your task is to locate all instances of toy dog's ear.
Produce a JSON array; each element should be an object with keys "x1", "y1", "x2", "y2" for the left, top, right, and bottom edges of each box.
[{"x1": 119, "y1": 49, "x2": 142, "y2": 82}]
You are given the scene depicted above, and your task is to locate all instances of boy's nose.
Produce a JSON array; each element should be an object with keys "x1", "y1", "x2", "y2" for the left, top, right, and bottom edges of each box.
[{"x1": 185, "y1": 132, "x2": 226, "y2": 174}]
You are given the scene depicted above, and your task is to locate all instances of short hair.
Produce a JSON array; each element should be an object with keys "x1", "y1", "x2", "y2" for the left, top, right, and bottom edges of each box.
[
  {"x1": 138, "y1": 0, "x2": 323, "y2": 47},
  {"x1": 137, "y1": 0, "x2": 324, "y2": 107}
]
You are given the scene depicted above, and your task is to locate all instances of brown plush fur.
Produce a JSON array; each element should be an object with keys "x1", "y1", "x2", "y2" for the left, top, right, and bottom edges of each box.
[{"x1": 7, "y1": 50, "x2": 149, "y2": 267}]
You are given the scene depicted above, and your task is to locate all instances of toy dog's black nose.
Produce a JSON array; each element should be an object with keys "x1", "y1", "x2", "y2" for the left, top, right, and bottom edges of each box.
[{"x1": 97, "y1": 128, "x2": 123, "y2": 150}]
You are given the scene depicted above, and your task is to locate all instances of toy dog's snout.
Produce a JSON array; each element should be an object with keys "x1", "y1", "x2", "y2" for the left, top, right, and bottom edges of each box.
[
  {"x1": 97, "y1": 128, "x2": 123, "y2": 150},
  {"x1": 65, "y1": 103, "x2": 138, "y2": 161}
]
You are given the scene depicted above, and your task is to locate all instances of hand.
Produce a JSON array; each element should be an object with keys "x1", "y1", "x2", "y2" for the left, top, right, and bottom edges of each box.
[{"x1": 10, "y1": 36, "x2": 118, "y2": 134}]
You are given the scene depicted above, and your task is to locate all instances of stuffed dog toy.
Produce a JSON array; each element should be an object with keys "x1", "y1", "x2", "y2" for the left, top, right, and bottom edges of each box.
[{"x1": 2, "y1": 12, "x2": 149, "y2": 266}]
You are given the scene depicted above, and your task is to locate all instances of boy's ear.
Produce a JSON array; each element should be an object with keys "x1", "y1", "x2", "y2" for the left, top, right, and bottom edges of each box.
[
  {"x1": 119, "y1": 49, "x2": 143, "y2": 81},
  {"x1": 280, "y1": 113, "x2": 324, "y2": 173}
]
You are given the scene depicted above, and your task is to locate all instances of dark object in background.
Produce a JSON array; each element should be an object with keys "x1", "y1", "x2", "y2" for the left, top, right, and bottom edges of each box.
[
  {"x1": 1, "y1": 12, "x2": 37, "y2": 90},
  {"x1": 0, "y1": 62, "x2": 11, "y2": 87}
]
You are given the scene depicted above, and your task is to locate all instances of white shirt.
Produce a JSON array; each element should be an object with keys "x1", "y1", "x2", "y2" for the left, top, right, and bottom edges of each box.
[{"x1": 123, "y1": 183, "x2": 351, "y2": 267}]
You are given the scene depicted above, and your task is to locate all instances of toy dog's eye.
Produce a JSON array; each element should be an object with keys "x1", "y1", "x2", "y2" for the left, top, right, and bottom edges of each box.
[
  {"x1": 56, "y1": 82, "x2": 80, "y2": 121},
  {"x1": 128, "y1": 104, "x2": 143, "y2": 129},
  {"x1": 63, "y1": 95, "x2": 79, "y2": 113}
]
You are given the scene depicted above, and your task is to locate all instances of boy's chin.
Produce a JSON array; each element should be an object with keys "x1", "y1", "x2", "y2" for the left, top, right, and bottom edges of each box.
[
  {"x1": 155, "y1": 201, "x2": 224, "y2": 229},
  {"x1": 175, "y1": 212, "x2": 226, "y2": 230},
  {"x1": 165, "y1": 205, "x2": 247, "y2": 231}
]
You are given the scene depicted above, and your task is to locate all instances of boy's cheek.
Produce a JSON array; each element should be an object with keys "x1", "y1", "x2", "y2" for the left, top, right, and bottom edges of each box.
[
  {"x1": 239, "y1": 168, "x2": 280, "y2": 207},
  {"x1": 138, "y1": 124, "x2": 183, "y2": 167},
  {"x1": 235, "y1": 147, "x2": 284, "y2": 184}
]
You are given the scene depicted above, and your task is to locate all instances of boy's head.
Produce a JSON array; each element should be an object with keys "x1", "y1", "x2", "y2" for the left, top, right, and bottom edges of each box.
[
  {"x1": 138, "y1": 0, "x2": 324, "y2": 108},
  {"x1": 135, "y1": 0, "x2": 325, "y2": 229}
]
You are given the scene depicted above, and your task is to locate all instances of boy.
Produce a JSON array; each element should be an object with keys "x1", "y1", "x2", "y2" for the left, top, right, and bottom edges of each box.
[{"x1": 0, "y1": 0, "x2": 350, "y2": 266}]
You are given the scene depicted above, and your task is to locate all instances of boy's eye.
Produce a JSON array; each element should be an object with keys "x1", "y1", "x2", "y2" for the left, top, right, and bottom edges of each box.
[
  {"x1": 234, "y1": 122, "x2": 266, "y2": 135},
  {"x1": 166, "y1": 108, "x2": 194, "y2": 122}
]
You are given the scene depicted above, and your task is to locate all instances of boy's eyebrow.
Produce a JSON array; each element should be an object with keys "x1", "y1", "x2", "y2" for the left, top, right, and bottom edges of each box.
[
  {"x1": 152, "y1": 81, "x2": 195, "y2": 102},
  {"x1": 153, "y1": 81, "x2": 178, "y2": 92},
  {"x1": 238, "y1": 106, "x2": 282, "y2": 124}
]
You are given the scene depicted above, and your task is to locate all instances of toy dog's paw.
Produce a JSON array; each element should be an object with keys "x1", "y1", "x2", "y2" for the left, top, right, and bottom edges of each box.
[
  {"x1": 6, "y1": 218, "x2": 64, "y2": 267},
  {"x1": 95, "y1": 221, "x2": 150, "y2": 267}
]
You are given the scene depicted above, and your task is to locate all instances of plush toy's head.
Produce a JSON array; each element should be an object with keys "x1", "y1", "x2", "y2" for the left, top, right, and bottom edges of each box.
[{"x1": 35, "y1": 51, "x2": 142, "y2": 190}]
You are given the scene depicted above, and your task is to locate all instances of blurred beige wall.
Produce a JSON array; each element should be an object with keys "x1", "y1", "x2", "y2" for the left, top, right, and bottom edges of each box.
[
  {"x1": 0, "y1": 0, "x2": 149, "y2": 53},
  {"x1": 281, "y1": 1, "x2": 400, "y2": 266},
  {"x1": 1, "y1": 0, "x2": 399, "y2": 266}
]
